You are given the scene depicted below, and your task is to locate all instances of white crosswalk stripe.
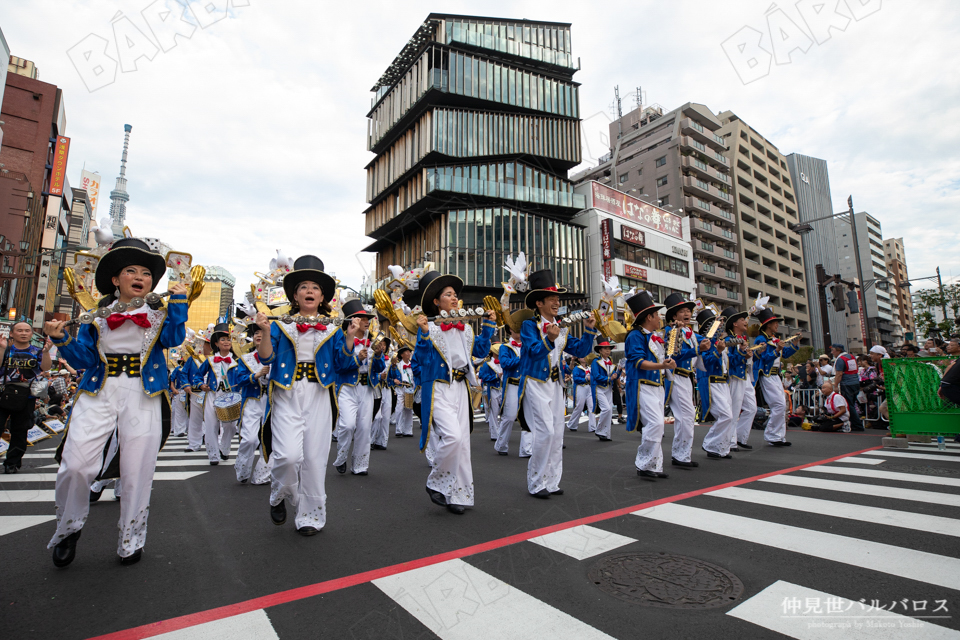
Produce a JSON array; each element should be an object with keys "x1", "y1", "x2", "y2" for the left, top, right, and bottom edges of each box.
[
  {"x1": 149, "y1": 609, "x2": 279, "y2": 640},
  {"x1": 528, "y1": 525, "x2": 636, "y2": 560},
  {"x1": 760, "y1": 474, "x2": 960, "y2": 507},
  {"x1": 861, "y1": 450, "x2": 960, "y2": 463},
  {"x1": 806, "y1": 465, "x2": 960, "y2": 488}
]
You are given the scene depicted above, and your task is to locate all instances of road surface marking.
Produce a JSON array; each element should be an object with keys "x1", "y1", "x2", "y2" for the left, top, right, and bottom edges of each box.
[{"x1": 528, "y1": 524, "x2": 636, "y2": 560}]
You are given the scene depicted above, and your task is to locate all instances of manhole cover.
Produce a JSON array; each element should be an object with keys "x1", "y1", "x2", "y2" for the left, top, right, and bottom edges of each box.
[{"x1": 588, "y1": 553, "x2": 743, "y2": 609}]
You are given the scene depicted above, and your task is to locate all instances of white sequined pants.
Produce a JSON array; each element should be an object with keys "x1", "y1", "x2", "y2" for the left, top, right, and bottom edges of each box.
[
  {"x1": 730, "y1": 374, "x2": 756, "y2": 447},
  {"x1": 426, "y1": 380, "x2": 474, "y2": 506},
  {"x1": 634, "y1": 384, "x2": 666, "y2": 473},
  {"x1": 495, "y1": 383, "x2": 533, "y2": 456},
  {"x1": 701, "y1": 381, "x2": 735, "y2": 456},
  {"x1": 668, "y1": 374, "x2": 695, "y2": 463},
  {"x1": 333, "y1": 383, "x2": 373, "y2": 473},
  {"x1": 761, "y1": 375, "x2": 788, "y2": 443},
  {"x1": 371, "y1": 390, "x2": 392, "y2": 447},
  {"x1": 595, "y1": 386, "x2": 614, "y2": 438},
  {"x1": 523, "y1": 379, "x2": 565, "y2": 494},
  {"x1": 269, "y1": 379, "x2": 333, "y2": 530},
  {"x1": 187, "y1": 393, "x2": 204, "y2": 450},
  {"x1": 171, "y1": 391, "x2": 188, "y2": 436},
  {"x1": 485, "y1": 386, "x2": 502, "y2": 439},
  {"x1": 202, "y1": 391, "x2": 237, "y2": 463},
  {"x1": 48, "y1": 375, "x2": 161, "y2": 558},
  {"x1": 235, "y1": 394, "x2": 269, "y2": 483},
  {"x1": 565, "y1": 385, "x2": 596, "y2": 431}
]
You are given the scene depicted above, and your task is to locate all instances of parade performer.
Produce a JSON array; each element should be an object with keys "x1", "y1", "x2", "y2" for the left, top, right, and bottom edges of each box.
[
  {"x1": 332, "y1": 298, "x2": 382, "y2": 476},
  {"x1": 234, "y1": 323, "x2": 271, "y2": 484},
  {"x1": 370, "y1": 338, "x2": 393, "y2": 450},
  {"x1": 182, "y1": 335, "x2": 205, "y2": 452},
  {"x1": 750, "y1": 295, "x2": 800, "y2": 446},
  {"x1": 518, "y1": 269, "x2": 597, "y2": 498},
  {"x1": 477, "y1": 346, "x2": 503, "y2": 440},
  {"x1": 590, "y1": 340, "x2": 618, "y2": 441},
  {"x1": 414, "y1": 270, "x2": 496, "y2": 514},
  {"x1": 193, "y1": 323, "x2": 239, "y2": 465},
  {"x1": 255, "y1": 255, "x2": 350, "y2": 535},
  {"x1": 697, "y1": 306, "x2": 736, "y2": 460},
  {"x1": 493, "y1": 326, "x2": 532, "y2": 457},
  {"x1": 624, "y1": 290, "x2": 675, "y2": 479},
  {"x1": 45, "y1": 237, "x2": 189, "y2": 566},
  {"x1": 722, "y1": 306, "x2": 756, "y2": 452},
  {"x1": 565, "y1": 356, "x2": 596, "y2": 432},
  {"x1": 0, "y1": 322, "x2": 53, "y2": 474},
  {"x1": 389, "y1": 345, "x2": 416, "y2": 437},
  {"x1": 662, "y1": 293, "x2": 711, "y2": 468},
  {"x1": 169, "y1": 356, "x2": 190, "y2": 437}
]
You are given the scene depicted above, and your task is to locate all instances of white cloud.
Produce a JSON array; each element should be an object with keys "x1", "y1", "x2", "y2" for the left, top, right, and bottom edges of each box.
[{"x1": 3, "y1": 0, "x2": 957, "y2": 304}]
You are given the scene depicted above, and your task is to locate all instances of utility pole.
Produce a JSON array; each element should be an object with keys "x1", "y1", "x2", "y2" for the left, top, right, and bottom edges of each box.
[
  {"x1": 816, "y1": 264, "x2": 833, "y2": 350},
  {"x1": 847, "y1": 196, "x2": 872, "y2": 349},
  {"x1": 937, "y1": 266, "x2": 948, "y2": 324}
]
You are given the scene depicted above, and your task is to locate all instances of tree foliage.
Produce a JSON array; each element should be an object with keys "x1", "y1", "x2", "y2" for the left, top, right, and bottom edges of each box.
[{"x1": 914, "y1": 283, "x2": 960, "y2": 337}]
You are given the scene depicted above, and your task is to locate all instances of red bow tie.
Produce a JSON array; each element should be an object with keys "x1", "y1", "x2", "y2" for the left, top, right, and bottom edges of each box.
[
  {"x1": 604, "y1": 360, "x2": 612, "y2": 366},
  {"x1": 510, "y1": 340, "x2": 521, "y2": 347},
  {"x1": 542, "y1": 322, "x2": 556, "y2": 332},
  {"x1": 297, "y1": 323, "x2": 327, "y2": 333},
  {"x1": 106, "y1": 313, "x2": 151, "y2": 331},
  {"x1": 355, "y1": 338, "x2": 370, "y2": 346},
  {"x1": 684, "y1": 328, "x2": 693, "y2": 339},
  {"x1": 441, "y1": 322, "x2": 465, "y2": 331},
  {"x1": 651, "y1": 335, "x2": 664, "y2": 344},
  {"x1": 254, "y1": 353, "x2": 260, "y2": 364},
  {"x1": 214, "y1": 356, "x2": 231, "y2": 364},
  {"x1": 403, "y1": 364, "x2": 411, "y2": 369},
  {"x1": 493, "y1": 358, "x2": 500, "y2": 365}
]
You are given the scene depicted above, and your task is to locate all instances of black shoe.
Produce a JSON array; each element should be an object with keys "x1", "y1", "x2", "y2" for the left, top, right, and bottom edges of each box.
[
  {"x1": 220, "y1": 452, "x2": 229, "y2": 461},
  {"x1": 332, "y1": 435, "x2": 338, "y2": 442},
  {"x1": 335, "y1": 462, "x2": 347, "y2": 474},
  {"x1": 3, "y1": 465, "x2": 17, "y2": 474},
  {"x1": 372, "y1": 444, "x2": 386, "y2": 450},
  {"x1": 771, "y1": 441, "x2": 792, "y2": 447},
  {"x1": 240, "y1": 478, "x2": 248, "y2": 484},
  {"x1": 705, "y1": 451, "x2": 722, "y2": 459},
  {"x1": 737, "y1": 442, "x2": 753, "y2": 450},
  {"x1": 89, "y1": 489, "x2": 103, "y2": 503},
  {"x1": 271, "y1": 500, "x2": 287, "y2": 525},
  {"x1": 403, "y1": 434, "x2": 414, "y2": 437},
  {"x1": 531, "y1": 489, "x2": 550, "y2": 499},
  {"x1": 209, "y1": 461, "x2": 219, "y2": 466},
  {"x1": 498, "y1": 451, "x2": 508, "y2": 456},
  {"x1": 654, "y1": 471, "x2": 669, "y2": 478},
  {"x1": 562, "y1": 444, "x2": 567, "y2": 449},
  {"x1": 297, "y1": 526, "x2": 321, "y2": 536},
  {"x1": 637, "y1": 469, "x2": 659, "y2": 479},
  {"x1": 446, "y1": 504, "x2": 466, "y2": 515},
  {"x1": 426, "y1": 486, "x2": 447, "y2": 506},
  {"x1": 597, "y1": 435, "x2": 611, "y2": 441},
  {"x1": 671, "y1": 458, "x2": 698, "y2": 468},
  {"x1": 729, "y1": 446, "x2": 739, "y2": 452},
  {"x1": 353, "y1": 471, "x2": 368, "y2": 476},
  {"x1": 550, "y1": 488, "x2": 564, "y2": 495},
  {"x1": 119, "y1": 548, "x2": 142, "y2": 566},
  {"x1": 52, "y1": 530, "x2": 81, "y2": 568},
  {"x1": 395, "y1": 434, "x2": 404, "y2": 438},
  {"x1": 183, "y1": 447, "x2": 198, "y2": 452}
]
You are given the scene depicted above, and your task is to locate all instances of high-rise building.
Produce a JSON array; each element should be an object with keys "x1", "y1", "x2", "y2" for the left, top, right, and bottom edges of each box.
[
  {"x1": 0, "y1": 28, "x2": 9, "y2": 149},
  {"x1": 56, "y1": 186, "x2": 94, "y2": 315},
  {"x1": 835, "y1": 212, "x2": 897, "y2": 346},
  {"x1": 363, "y1": 14, "x2": 588, "y2": 309},
  {"x1": 186, "y1": 265, "x2": 235, "y2": 333},
  {"x1": 715, "y1": 111, "x2": 810, "y2": 345},
  {"x1": 883, "y1": 237, "x2": 916, "y2": 344},
  {"x1": 785, "y1": 153, "x2": 848, "y2": 351},
  {"x1": 109, "y1": 125, "x2": 132, "y2": 238},
  {"x1": 573, "y1": 103, "x2": 738, "y2": 308}
]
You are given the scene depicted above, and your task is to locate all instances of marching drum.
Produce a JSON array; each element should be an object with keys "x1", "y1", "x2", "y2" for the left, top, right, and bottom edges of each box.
[
  {"x1": 403, "y1": 391, "x2": 416, "y2": 409},
  {"x1": 214, "y1": 391, "x2": 243, "y2": 422}
]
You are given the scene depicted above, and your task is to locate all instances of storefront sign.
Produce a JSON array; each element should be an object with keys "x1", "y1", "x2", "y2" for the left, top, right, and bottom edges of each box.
[
  {"x1": 588, "y1": 181, "x2": 684, "y2": 240},
  {"x1": 672, "y1": 246, "x2": 689, "y2": 258},
  {"x1": 620, "y1": 224, "x2": 645, "y2": 247},
  {"x1": 603, "y1": 260, "x2": 613, "y2": 280},
  {"x1": 49, "y1": 136, "x2": 71, "y2": 196},
  {"x1": 624, "y1": 264, "x2": 648, "y2": 280},
  {"x1": 600, "y1": 218, "x2": 612, "y2": 261}
]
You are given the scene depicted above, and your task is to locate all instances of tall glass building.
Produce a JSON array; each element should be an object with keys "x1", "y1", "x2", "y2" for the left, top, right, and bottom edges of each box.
[{"x1": 364, "y1": 14, "x2": 588, "y2": 307}]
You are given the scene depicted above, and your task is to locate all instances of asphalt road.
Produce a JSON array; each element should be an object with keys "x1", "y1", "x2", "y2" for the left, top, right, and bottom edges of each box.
[{"x1": 5, "y1": 416, "x2": 960, "y2": 640}]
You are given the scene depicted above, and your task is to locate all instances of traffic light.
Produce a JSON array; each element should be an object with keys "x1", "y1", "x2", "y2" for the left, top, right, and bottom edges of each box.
[
  {"x1": 830, "y1": 284, "x2": 845, "y2": 311},
  {"x1": 846, "y1": 291, "x2": 859, "y2": 312}
]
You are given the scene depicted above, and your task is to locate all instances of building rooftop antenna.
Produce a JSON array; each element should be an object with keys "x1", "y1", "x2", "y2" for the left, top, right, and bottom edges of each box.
[{"x1": 108, "y1": 124, "x2": 132, "y2": 239}]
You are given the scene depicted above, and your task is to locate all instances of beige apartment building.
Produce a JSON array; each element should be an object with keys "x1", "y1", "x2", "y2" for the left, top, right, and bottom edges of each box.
[
  {"x1": 883, "y1": 237, "x2": 916, "y2": 343},
  {"x1": 715, "y1": 111, "x2": 811, "y2": 343}
]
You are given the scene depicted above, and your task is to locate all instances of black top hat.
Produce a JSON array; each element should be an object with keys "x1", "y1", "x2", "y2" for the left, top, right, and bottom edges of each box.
[
  {"x1": 753, "y1": 307, "x2": 782, "y2": 327},
  {"x1": 626, "y1": 290, "x2": 664, "y2": 322},
  {"x1": 594, "y1": 339, "x2": 615, "y2": 353},
  {"x1": 419, "y1": 271, "x2": 463, "y2": 317},
  {"x1": 342, "y1": 299, "x2": 375, "y2": 319},
  {"x1": 282, "y1": 255, "x2": 336, "y2": 305},
  {"x1": 663, "y1": 292, "x2": 696, "y2": 322},
  {"x1": 396, "y1": 344, "x2": 412, "y2": 356},
  {"x1": 94, "y1": 238, "x2": 167, "y2": 296},
  {"x1": 722, "y1": 306, "x2": 748, "y2": 333},
  {"x1": 524, "y1": 269, "x2": 567, "y2": 309},
  {"x1": 209, "y1": 323, "x2": 231, "y2": 346},
  {"x1": 243, "y1": 322, "x2": 262, "y2": 337},
  {"x1": 696, "y1": 308, "x2": 720, "y2": 334}
]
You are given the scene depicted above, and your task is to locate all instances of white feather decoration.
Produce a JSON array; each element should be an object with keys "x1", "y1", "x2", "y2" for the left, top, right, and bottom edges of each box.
[
  {"x1": 601, "y1": 275, "x2": 622, "y2": 302},
  {"x1": 93, "y1": 217, "x2": 115, "y2": 245},
  {"x1": 750, "y1": 292, "x2": 770, "y2": 315},
  {"x1": 387, "y1": 265, "x2": 404, "y2": 281}
]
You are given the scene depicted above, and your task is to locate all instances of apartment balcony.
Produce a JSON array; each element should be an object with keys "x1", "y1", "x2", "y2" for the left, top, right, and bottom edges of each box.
[
  {"x1": 694, "y1": 263, "x2": 741, "y2": 285},
  {"x1": 693, "y1": 241, "x2": 740, "y2": 265},
  {"x1": 697, "y1": 283, "x2": 742, "y2": 305},
  {"x1": 681, "y1": 155, "x2": 712, "y2": 180},
  {"x1": 690, "y1": 219, "x2": 733, "y2": 244},
  {"x1": 682, "y1": 176, "x2": 733, "y2": 207},
  {"x1": 683, "y1": 195, "x2": 735, "y2": 224}
]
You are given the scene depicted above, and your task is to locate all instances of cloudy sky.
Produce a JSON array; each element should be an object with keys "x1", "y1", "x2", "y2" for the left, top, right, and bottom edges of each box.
[{"x1": 3, "y1": 0, "x2": 958, "y2": 301}]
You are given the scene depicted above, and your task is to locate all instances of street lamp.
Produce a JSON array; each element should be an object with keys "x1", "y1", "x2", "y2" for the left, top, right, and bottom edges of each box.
[{"x1": 19, "y1": 240, "x2": 28, "y2": 253}]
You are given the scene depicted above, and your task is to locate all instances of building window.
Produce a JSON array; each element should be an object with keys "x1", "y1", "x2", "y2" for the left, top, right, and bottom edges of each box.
[
  {"x1": 619, "y1": 172, "x2": 629, "y2": 184},
  {"x1": 659, "y1": 195, "x2": 669, "y2": 206},
  {"x1": 612, "y1": 240, "x2": 689, "y2": 277},
  {"x1": 656, "y1": 176, "x2": 668, "y2": 187},
  {"x1": 617, "y1": 277, "x2": 685, "y2": 305},
  {"x1": 655, "y1": 156, "x2": 667, "y2": 168}
]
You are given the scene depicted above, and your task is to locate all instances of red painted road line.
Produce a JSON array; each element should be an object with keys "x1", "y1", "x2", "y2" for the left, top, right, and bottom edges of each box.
[{"x1": 90, "y1": 443, "x2": 883, "y2": 640}]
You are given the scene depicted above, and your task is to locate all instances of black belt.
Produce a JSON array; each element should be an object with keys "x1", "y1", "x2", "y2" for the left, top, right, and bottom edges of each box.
[
  {"x1": 451, "y1": 367, "x2": 468, "y2": 382},
  {"x1": 295, "y1": 362, "x2": 320, "y2": 383},
  {"x1": 358, "y1": 373, "x2": 369, "y2": 385},
  {"x1": 549, "y1": 366, "x2": 560, "y2": 382},
  {"x1": 105, "y1": 353, "x2": 140, "y2": 377},
  {"x1": 709, "y1": 375, "x2": 728, "y2": 383},
  {"x1": 507, "y1": 377, "x2": 519, "y2": 386},
  {"x1": 674, "y1": 369, "x2": 693, "y2": 380}
]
